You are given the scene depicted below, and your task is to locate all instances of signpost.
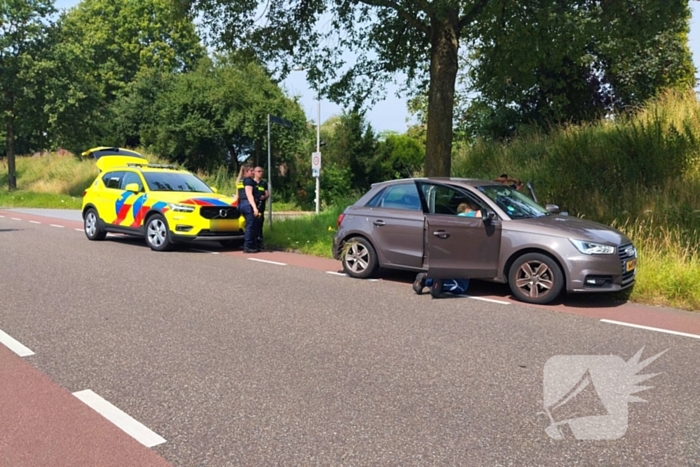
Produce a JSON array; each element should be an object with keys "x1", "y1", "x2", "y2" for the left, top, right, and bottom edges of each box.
[{"x1": 312, "y1": 151, "x2": 321, "y2": 212}]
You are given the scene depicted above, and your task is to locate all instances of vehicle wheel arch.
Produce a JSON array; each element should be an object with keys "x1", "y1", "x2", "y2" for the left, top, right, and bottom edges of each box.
[
  {"x1": 503, "y1": 248, "x2": 568, "y2": 288},
  {"x1": 82, "y1": 203, "x2": 98, "y2": 218},
  {"x1": 339, "y1": 232, "x2": 385, "y2": 267}
]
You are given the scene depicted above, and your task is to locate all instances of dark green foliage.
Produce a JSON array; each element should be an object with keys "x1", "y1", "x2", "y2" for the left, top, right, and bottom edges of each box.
[{"x1": 462, "y1": 0, "x2": 696, "y2": 141}]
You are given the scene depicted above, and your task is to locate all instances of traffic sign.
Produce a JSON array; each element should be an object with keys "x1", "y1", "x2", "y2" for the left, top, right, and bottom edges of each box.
[
  {"x1": 311, "y1": 151, "x2": 321, "y2": 176},
  {"x1": 312, "y1": 168, "x2": 319, "y2": 177}
]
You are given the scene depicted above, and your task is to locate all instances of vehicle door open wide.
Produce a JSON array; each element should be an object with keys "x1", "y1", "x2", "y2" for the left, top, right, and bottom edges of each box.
[{"x1": 420, "y1": 183, "x2": 502, "y2": 280}]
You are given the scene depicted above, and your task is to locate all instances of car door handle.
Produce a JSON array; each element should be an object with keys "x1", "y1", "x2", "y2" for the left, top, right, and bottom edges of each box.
[
  {"x1": 433, "y1": 230, "x2": 450, "y2": 239},
  {"x1": 373, "y1": 220, "x2": 386, "y2": 226}
]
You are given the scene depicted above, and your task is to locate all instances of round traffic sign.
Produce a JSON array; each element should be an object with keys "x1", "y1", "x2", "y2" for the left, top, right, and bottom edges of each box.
[{"x1": 313, "y1": 156, "x2": 320, "y2": 165}]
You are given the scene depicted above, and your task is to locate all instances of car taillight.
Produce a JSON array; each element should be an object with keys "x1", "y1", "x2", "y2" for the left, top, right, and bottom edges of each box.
[{"x1": 337, "y1": 213, "x2": 345, "y2": 228}]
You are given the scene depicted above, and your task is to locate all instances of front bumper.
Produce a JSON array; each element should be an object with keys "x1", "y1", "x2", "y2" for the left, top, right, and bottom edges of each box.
[{"x1": 566, "y1": 242, "x2": 637, "y2": 292}]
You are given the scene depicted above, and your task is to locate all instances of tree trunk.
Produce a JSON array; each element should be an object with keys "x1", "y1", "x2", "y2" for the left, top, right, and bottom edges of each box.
[
  {"x1": 6, "y1": 115, "x2": 17, "y2": 191},
  {"x1": 425, "y1": 14, "x2": 460, "y2": 177}
]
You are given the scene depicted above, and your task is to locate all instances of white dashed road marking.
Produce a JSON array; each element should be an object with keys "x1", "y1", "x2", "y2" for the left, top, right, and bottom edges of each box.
[
  {"x1": 467, "y1": 296, "x2": 511, "y2": 305},
  {"x1": 29, "y1": 220, "x2": 42, "y2": 224},
  {"x1": 190, "y1": 249, "x2": 219, "y2": 254},
  {"x1": 75, "y1": 228, "x2": 83, "y2": 232},
  {"x1": 247, "y1": 258, "x2": 287, "y2": 266},
  {"x1": 72, "y1": 390, "x2": 166, "y2": 448},
  {"x1": 325, "y1": 271, "x2": 347, "y2": 276},
  {"x1": 11, "y1": 217, "x2": 21, "y2": 221},
  {"x1": 0, "y1": 329, "x2": 35, "y2": 357},
  {"x1": 49, "y1": 224, "x2": 64, "y2": 228},
  {"x1": 601, "y1": 319, "x2": 700, "y2": 340}
]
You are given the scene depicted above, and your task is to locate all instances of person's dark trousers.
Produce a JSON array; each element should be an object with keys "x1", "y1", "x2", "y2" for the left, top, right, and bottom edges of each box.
[
  {"x1": 240, "y1": 201, "x2": 257, "y2": 252},
  {"x1": 254, "y1": 210, "x2": 264, "y2": 249}
]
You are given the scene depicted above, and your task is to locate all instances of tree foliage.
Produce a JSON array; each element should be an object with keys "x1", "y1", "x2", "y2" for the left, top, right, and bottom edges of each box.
[
  {"x1": 461, "y1": 0, "x2": 696, "y2": 141},
  {"x1": 179, "y1": 0, "x2": 494, "y2": 177},
  {"x1": 1, "y1": 0, "x2": 55, "y2": 189}
]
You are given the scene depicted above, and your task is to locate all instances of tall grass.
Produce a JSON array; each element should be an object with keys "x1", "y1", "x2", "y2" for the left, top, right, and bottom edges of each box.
[{"x1": 452, "y1": 89, "x2": 700, "y2": 310}]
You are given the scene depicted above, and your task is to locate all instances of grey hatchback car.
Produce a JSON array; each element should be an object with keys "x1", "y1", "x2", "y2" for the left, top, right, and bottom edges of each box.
[{"x1": 332, "y1": 178, "x2": 637, "y2": 305}]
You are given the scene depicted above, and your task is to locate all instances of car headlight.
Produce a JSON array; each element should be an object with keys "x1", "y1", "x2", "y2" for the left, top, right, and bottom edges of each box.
[
  {"x1": 569, "y1": 239, "x2": 615, "y2": 255},
  {"x1": 168, "y1": 203, "x2": 195, "y2": 213}
]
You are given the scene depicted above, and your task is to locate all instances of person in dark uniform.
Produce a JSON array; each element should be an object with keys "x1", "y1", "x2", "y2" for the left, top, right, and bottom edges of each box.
[
  {"x1": 252, "y1": 166, "x2": 269, "y2": 250},
  {"x1": 237, "y1": 166, "x2": 259, "y2": 253}
]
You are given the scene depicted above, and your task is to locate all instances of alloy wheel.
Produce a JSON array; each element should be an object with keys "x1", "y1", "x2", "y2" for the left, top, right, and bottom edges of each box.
[
  {"x1": 344, "y1": 242, "x2": 370, "y2": 274},
  {"x1": 85, "y1": 212, "x2": 97, "y2": 237},
  {"x1": 147, "y1": 219, "x2": 166, "y2": 247},
  {"x1": 514, "y1": 260, "x2": 554, "y2": 299}
]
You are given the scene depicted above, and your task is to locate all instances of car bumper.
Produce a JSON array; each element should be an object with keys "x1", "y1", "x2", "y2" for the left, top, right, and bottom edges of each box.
[{"x1": 565, "y1": 248, "x2": 637, "y2": 292}]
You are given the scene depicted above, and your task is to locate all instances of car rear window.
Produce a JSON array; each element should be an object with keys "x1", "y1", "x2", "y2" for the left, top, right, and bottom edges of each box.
[{"x1": 143, "y1": 172, "x2": 213, "y2": 193}]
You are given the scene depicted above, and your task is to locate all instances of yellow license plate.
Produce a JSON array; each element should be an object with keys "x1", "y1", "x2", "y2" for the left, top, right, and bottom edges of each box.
[{"x1": 626, "y1": 259, "x2": 637, "y2": 272}]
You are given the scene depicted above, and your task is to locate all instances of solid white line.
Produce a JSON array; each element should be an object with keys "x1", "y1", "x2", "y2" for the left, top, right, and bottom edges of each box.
[
  {"x1": 191, "y1": 249, "x2": 219, "y2": 254},
  {"x1": 11, "y1": 217, "x2": 21, "y2": 221},
  {"x1": 600, "y1": 319, "x2": 700, "y2": 340},
  {"x1": 0, "y1": 215, "x2": 4, "y2": 217},
  {"x1": 49, "y1": 224, "x2": 64, "y2": 228},
  {"x1": 247, "y1": 258, "x2": 287, "y2": 266},
  {"x1": 72, "y1": 390, "x2": 166, "y2": 448},
  {"x1": 467, "y1": 296, "x2": 511, "y2": 305},
  {"x1": 325, "y1": 271, "x2": 347, "y2": 276},
  {"x1": 0, "y1": 329, "x2": 35, "y2": 357},
  {"x1": 29, "y1": 220, "x2": 42, "y2": 224},
  {"x1": 75, "y1": 228, "x2": 83, "y2": 232}
]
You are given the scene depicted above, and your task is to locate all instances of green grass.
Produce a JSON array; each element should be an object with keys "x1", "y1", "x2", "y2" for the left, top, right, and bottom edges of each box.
[
  {"x1": 0, "y1": 191, "x2": 82, "y2": 209},
  {"x1": 263, "y1": 204, "x2": 347, "y2": 257}
]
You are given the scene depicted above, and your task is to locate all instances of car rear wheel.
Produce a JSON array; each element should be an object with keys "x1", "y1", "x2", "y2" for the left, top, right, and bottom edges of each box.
[
  {"x1": 341, "y1": 237, "x2": 378, "y2": 279},
  {"x1": 145, "y1": 214, "x2": 173, "y2": 251},
  {"x1": 84, "y1": 208, "x2": 106, "y2": 240},
  {"x1": 508, "y1": 253, "x2": 564, "y2": 305}
]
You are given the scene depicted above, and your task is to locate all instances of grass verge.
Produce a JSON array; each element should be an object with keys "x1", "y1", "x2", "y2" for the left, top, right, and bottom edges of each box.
[
  {"x1": 0, "y1": 191, "x2": 82, "y2": 209},
  {"x1": 263, "y1": 205, "x2": 345, "y2": 258}
]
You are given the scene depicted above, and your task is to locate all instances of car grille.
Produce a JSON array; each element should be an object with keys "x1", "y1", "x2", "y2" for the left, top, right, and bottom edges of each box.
[
  {"x1": 618, "y1": 242, "x2": 637, "y2": 286},
  {"x1": 200, "y1": 206, "x2": 240, "y2": 219},
  {"x1": 197, "y1": 229, "x2": 244, "y2": 237}
]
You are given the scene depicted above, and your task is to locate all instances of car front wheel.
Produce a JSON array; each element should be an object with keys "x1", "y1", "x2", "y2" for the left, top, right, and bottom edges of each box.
[
  {"x1": 508, "y1": 253, "x2": 564, "y2": 304},
  {"x1": 145, "y1": 214, "x2": 173, "y2": 251},
  {"x1": 84, "y1": 208, "x2": 106, "y2": 241},
  {"x1": 341, "y1": 237, "x2": 378, "y2": 279}
]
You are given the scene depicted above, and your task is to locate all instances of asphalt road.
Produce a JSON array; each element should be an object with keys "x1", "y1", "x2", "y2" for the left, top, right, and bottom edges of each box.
[{"x1": 1, "y1": 212, "x2": 699, "y2": 466}]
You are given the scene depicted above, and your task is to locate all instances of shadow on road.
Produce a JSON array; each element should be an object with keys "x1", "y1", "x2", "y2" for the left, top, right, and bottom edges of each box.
[{"x1": 371, "y1": 269, "x2": 630, "y2": 309}]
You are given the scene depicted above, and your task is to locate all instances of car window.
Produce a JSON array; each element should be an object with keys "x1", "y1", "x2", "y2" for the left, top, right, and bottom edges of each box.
[
  {"x1": 366, "y1": 188, "x2": 386, "y2": 207},
  {"x1": 120, "y1": 171, "x2": 144, "y2": 191},
  {"x1": 420, "y1": 183, "x2": 481, "y2": 215},
  {"x1": 143, "y1": 171, "x2": 213, "y2": 193},
  {"x1": 102, "y1": 171, "x2": 125, "y2": 189},
  {"x1": 377, "y1": 184, "x2": 422, "y2": 211},
  {"x1": 477, "y1": 184, "x2": 550, "y2": 219}
]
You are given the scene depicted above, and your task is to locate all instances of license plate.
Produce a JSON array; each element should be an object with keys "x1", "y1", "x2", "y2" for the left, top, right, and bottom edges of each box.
[
  {"x1": 210, "y1": 220, "x2": 237, "y2": 231},
  {"x1": 626, "y1": 259, "x2": 637, "y2": 272}
]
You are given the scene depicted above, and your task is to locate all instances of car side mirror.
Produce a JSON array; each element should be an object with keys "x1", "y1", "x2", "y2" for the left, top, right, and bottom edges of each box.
[
  {"x1": 546, "y1": 204, "x2": 560, "y2": 214},
  {"x1": 482, "y1": 210, "x2": 497, "y2": 223},
  {"x1": 124, "y1": 183, "x2": 140, "y2": 193}
]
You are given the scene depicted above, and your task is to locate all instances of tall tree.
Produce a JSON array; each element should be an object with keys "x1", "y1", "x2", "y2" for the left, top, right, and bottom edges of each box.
[
  {"x1": 0, "y1": 0, "x2": 55, "y2": 190},
  {"x1": 178, "y1": 0, "x2": 492, "y2": 177}
]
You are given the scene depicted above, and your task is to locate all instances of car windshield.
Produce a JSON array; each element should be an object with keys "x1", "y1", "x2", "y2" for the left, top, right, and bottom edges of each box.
[
  {"x1": 143, "y1": 172, "x2": 213, "y2": 193},
  {"x1": 477, "y1": 184, "x2": 550, "y2": 219}
]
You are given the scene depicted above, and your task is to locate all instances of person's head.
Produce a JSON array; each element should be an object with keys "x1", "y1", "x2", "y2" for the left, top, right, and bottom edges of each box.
[
  {"x1": 253, "y1": 166, "x2": 264, "y2": 181},
  {"x1": 457, "y1": 202, "x2": 469, "y2": 214}
]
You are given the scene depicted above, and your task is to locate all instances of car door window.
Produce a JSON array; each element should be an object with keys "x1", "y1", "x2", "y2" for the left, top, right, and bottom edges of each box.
[
  {"x1": 102, "y1": 171, "x2": 125, "y2": 190},
  {"x1": 420, "y1": 183, "x2": 483, "y2": 215},
  {"x1": 120, "y1": 171, "x2": 144, "y2": 192},
  {"x1": 377, "y1": 184, "x2": 422, "y2": 211}
]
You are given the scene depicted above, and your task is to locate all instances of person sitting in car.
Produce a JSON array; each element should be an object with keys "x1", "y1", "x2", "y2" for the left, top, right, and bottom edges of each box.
[{"x1": 457, "y1": 201, "x2": 482, "y2": 218}]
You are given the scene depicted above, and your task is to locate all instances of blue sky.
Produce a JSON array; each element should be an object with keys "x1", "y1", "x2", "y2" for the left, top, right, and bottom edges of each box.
[{"x1": 54, "y1": 0, "x2": 700, "y2": 133}]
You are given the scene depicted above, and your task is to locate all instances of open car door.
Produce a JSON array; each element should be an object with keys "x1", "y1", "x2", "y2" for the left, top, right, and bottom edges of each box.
[{"x1": 419, "y1": 182, "x2": 502, "y2": 280}]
